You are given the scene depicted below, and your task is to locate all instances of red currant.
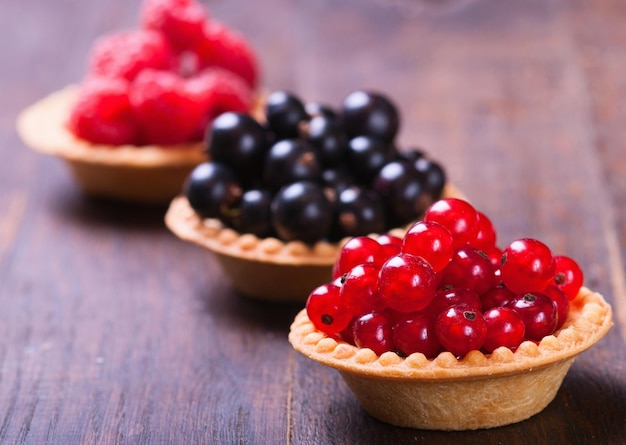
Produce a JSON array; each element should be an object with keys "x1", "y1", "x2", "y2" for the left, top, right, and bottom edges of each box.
[
  {"x1": 507, "y1": 292, "x2": 558, "y2": 341},
  {"x1": 542, "y1": 285, "x2": 569, "y2": 329},
  {"x1": 334, "y1": 236, "x2": 386, "y2": 278},
  {"x1": 424, "y1": 198, "x2": 480, "y2": 248},
  {"x1": 500, "y1": 238, "x2": 555, "y2": 294},
  {"x1": 435, "y1": 304, "x2": 486, "y2": 357},
  {"x1": 306, "y1": 283, "x2": 353, "y2": 335},
  {"x1": 552, "y1": 255, "x2": 584, "y2": 301},
  {"x1": 480, "y1": 284, "x2": 515, "y2": 310},
  {"x1": 377, "y1": 233, "x2": 402, "y2": 260},
  {"x1": 439, "y1": 246, "x2": 497, "y2": 295},
  {"x1": 377, "y1": 253, "x2": 437, "y2": 313},
  {"x1": 482, "y1": 307, "x2": 525, "y2": 353},
  {"x1": 471, "y1": 211, "x2": 497, "y2": 252},
  {"x1": 428, "y1": 286, "x2": 482, "y2": 319},
  {"x1": 340, "y1": 263, "x2": 386, "y2": 316},
  {"x1": 401, "y1": 220, "x2": 454, "y2": 273},
  {"x1": 392, "y1": 312, "x2": 441, "y2": 358},
  {"x1": 352, "y1": 311, "x2": 395, "y2": 356}
]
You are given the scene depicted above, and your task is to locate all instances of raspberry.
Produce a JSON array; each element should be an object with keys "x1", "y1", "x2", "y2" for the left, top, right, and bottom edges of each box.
[
  {"x1": 88, "y1": 30, "x2": 174, "y2": 81},
  {"x1": 194, "y1": 21, "x2": 259, "y2": 88},
  {"x1": 67, "y1": 77, "x2": 138, "y2": 145},
  {"x1": 140, "y1": 0, "x2": 207, "y2": 51},
  {"x1": 186, "y1": 68, "x2": 253, "y2": 138},
  {"x1": 129, "y1": 69, "x2": 206, "y2": 145}
]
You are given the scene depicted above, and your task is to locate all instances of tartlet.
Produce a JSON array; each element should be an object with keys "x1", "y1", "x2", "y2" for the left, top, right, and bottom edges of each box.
[
  {"x1": 164, "y1": 183, "x2": 463, "y2": 302},
  {"x1": 288, "y1": 286, "x2": 612, "y2": 430}
]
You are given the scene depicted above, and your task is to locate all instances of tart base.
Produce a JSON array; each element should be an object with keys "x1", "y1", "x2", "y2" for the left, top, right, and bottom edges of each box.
[{"x1": 289, "y1": 287, "x2": 613, "y2": 430}]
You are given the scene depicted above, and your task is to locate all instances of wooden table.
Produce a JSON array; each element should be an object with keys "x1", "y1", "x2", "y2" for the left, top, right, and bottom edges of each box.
[{"x1": 3, "y1": 0, "x2": 625, "y2": 443}]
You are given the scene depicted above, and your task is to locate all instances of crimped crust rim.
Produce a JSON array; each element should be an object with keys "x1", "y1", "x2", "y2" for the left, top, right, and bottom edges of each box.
[{"x1": 288, "y1": 287, "x2": 613, "y2": 381}]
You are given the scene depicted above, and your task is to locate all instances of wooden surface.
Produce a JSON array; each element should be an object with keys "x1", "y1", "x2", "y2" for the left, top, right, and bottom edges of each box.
[{"x1": 3, "y1": 0, "x2": 626, "y2": 443}]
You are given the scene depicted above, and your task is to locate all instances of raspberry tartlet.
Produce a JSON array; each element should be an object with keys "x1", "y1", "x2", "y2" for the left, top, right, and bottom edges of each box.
[
  {"x1": 17, "y1": 0, "x2": 260, "y2": 203},
  {"x1": 166, "y1": 90, "x2": 461, "y2": 302},
  {"x1": 288, "y1": 198, "x2": 613, "y2": 430}
]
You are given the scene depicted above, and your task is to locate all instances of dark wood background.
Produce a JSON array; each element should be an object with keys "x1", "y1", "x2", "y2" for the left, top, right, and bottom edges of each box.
[{"x1": 2, "y1": 0, "x2": 625, "y2": 443}]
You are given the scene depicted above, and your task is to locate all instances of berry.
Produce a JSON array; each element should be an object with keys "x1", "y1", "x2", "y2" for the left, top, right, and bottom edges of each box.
[
  {"x1": 500, "y1": 238, "x2": 555, "y2": 294},
  {"x1": 334, "y1": 236, "x2": 387, "y2": 278},
  {"x1": 439, "y1": 246, "x2": 496, "y2": 295},
  {"x1": 542, "y1": 285, "x2": 569, "y2": 330},
  {"x1": 194, "y1": 21, "x2": 259, "y2": 88},
  {"x1": 321, "y1": 166, "x2": 357, "y2": 194},
  {"x1": 413, "y1": 156, "x2": 447, "y2": 199},
  {"x1": 435, "y1": 305, "x2": 486, "y2": 357},
  {"x1": 352, "y1": 311, "x2": 395, "y2": 356},
  {"x1": 480, "y1": 285, "x2": 515, "y2": 311},
  {"x1": 263, "y1": 139, "x2": 321, "y2": 192},
  {"x1": 305, "y1": 102, "x2": 337, "y2": 119},
  {"x1": 377, "y1": 253, "x2": 437, "y2": 313},
  {"x1": 507, "y1": 292, "x2": 558, "y2": 342},
  {"x1": 552, "y1": 255, "x2": 584, "y2": 300},
  {"x1": 68, "y1": 77, "x2": 138, "y2": 145},
  {"x1": 264, "y1": 91, "x2": 308, "y2": 140},
  {"x1": 306, "y1": 115, "x2": 349, "y2": 166},
  {"x1": 424, "y1": 198, "x2": 480, "y2": 248},
  {"x1": 471, "y1": 211, "x2": 497, "y2": 252},
  {"x1": 341, "y1": 91, "x2": 399, "y2": 143},
  {"x1": 229, "y1": 189, "x2": 273, "y2": 237},
  {"x1": 377, "y1": 233, "x2": 403, "y2": 259},
  {"x1": 129, "y1": 69, "x2": 206, "y2": 145},
  {"x1": 340, "y1": 263, "x2": 386, "y2": 316},
  {"x1": 347, "y1": 136, "x2": 392, "y2": 183},
  {"x1": 428, "y1": 287, "x2": 482, "y2": 319},
  {"x1": 184, "y1": 162, "x2": 242, "y2": 219},
  {"x1": 206, "y1": 111, "x2": 267, "y2": 184},
  {"x1": 88, "y1": 30, "x2": 174, "y2": 81},
  {"x1": 332, "y1": 186, "x2": 386, "y2": 239},
  {"x1": 482, "y1": 307, "x2": 525, "y2": 353},
  {"x1": 392, "y1": 312, "x2": 441, "y2": 358},
  {"x1": 140, "y1": 0, "x2": 207, "y2": 51},
  {"x1": 401, "y1": 220, "x2": 454, "y2": 273},
  {"x1": 306, "y1": 284, "x2": 352, "y2": 335},
  {"x1": 271, "y1": 181, "x2": 333, "y2": 244}
]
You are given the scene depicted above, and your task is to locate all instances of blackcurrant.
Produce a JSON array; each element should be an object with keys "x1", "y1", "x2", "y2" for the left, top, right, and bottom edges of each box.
[
  {"x1": 332, "y1": 186, "x2": 386, "y2": 239},
  {"x1": 265, "y1": 91, "x2": 308, "y2": 140},
  {"x1": 184, "y1": 162, "x2": 242, "y2": 219},
  {"x1": 271, "y1": 181, "x2": 334, "y2": 244},
  {"x1": 230, "y1": 189, "x2": 273, "y2": 238},
  {"x1": 341, "y1": 90, "x2": 400, "y2": 143},
  {"x1": 347, "y1": 136, "x2": 391, "y2": 183},
  {"x1": 263, "y1": 139, "x2": 322, "y2": 192},
  {"x1": 306, "y1": 115, "x2": 349, "y2": 167},
  {"x1": 413, "y1": 157, "x2": 447, "y2": 198}
]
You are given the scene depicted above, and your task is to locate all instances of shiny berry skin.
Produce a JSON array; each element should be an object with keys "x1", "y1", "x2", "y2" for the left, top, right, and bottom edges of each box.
[
  {"x1": 377, "y1": 253, "x2": 437, "y2": 313},
  {"x1": 500, "y1": 238, "x2": 556, "y2": 294},
  {"x1": 435, "y1": 305, "x2": 486, "y2": 357},
  {"x1": 507, "y1": 292, "x2": 558, "y2": 342},
  {"x1": 341, "y1": 91, "x2": 399, "y2": 143},
  {"x1": 270, "y1": 181, "x2": 333, "y2": 244},
  {"x1": 265, "y1": 91, "x2": 308, "y2": 140},
  {"x1": 340, "y1": 263, "x2": 386, "y2": 316},
  {"x1": 480, "y1": 285, "x2": 516, "y2": 311},
  {"x1": 352, "y1": 311, "x2": 395, "y2": 356},
  {"x1": 552, "y1": 255, "x2": 584, "y2": 300},
  {"x1": 306, "y1": 284, "x2": 352, "y2": 335},
  {"x1": 471, "y1": 211, "x2": 497, "y2": 252},
  {"x1": 263, "y1": 139, "x2": 322, "y2": 192},
  {"x1": 184, "y1": 162, "x2": 241, "y2": 219},
  {"x1": 377, "y1": 233, "x2": 403, "y2": 259},
  {"x1": 424, "y1": 198, "x2": 480, "y2": 248},
  {"x1": 306, "y1": 115, "x2": 349, "y2": 167},
  {"x1": 402, "y1": 220, "x2": 454, "y2": 273},
  {"x1": 542, "y1": 285, "x2": 569, "y2": 330},
  {"x1": 428, "y1": 287, "x2": 482, "y2": 319},
  {"x1": 482, "y1": 307, "x2": 525, "y2": 353},
  {"x1": 413, "y1": 157, "x2": 447, "y2": 199},
  {"x1": 333, "y1": 186, "x2": 386, "y2": 239},
  {"x1": 392, "y1": 312, "x2": 441, "y2": 358},
  {"x1": 334, "y1": 236, "x2": 387, "y2": 278},
  {"x1": 439, "y1": 246, "x2": 497, "y2": 295},
  {"x1": 230, "y1": 189, "x2": 273, "y2": 237},
  {"x1": 207, "y1": 112, "x2": 268, "y2": 184},
  {"x1": 347, "y1": 136, "x2": 391, "y2": 183}
]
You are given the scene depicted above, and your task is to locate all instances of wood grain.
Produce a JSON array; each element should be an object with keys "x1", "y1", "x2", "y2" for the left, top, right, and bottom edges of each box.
[{"x1": 1, "y1": 0, "x2": 625, "y2": 443}]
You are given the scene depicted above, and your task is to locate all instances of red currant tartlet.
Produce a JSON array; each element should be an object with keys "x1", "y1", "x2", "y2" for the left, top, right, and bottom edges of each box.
[
  {"x1": 288, "y1": 198, "x2": 613, "y2": 430},
  {"x1": 165, "y1": 90, "x2": 461, "y2": 301},
  {"x1": 17, "y1": 0, "x2": 261, "y2": 203}
]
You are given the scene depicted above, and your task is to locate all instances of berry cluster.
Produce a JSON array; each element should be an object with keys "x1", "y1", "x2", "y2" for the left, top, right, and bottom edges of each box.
[
  {"x1": 184, "y1": 90, "x2": 446, "y2": 244},
  {"x1": 306, "y1": 197, "x2": 584, "y2": 358},
  {"x1": 68, "y1": 0, "x2": 258, "y2": 146}
]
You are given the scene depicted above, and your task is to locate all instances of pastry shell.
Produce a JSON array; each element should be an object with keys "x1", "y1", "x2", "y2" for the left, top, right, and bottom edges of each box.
[
  {"x1": 288, "y1": 287, "x2": 613, "y2": 430},
  {"x1": 164, "y1": 183, "x2": 463, "y2": 303}
]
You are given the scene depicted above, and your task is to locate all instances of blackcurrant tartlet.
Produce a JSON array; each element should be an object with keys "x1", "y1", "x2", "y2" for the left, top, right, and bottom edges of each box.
[
  {"x1": 17, "y1": 0, "x2": 260, "y2": 203},
  {"x1": 165, "y1": 90, "x2": 461, "y2": 301},
  {"x1": 288, "y1": 198, "x2": 613, "y2": 430}
]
